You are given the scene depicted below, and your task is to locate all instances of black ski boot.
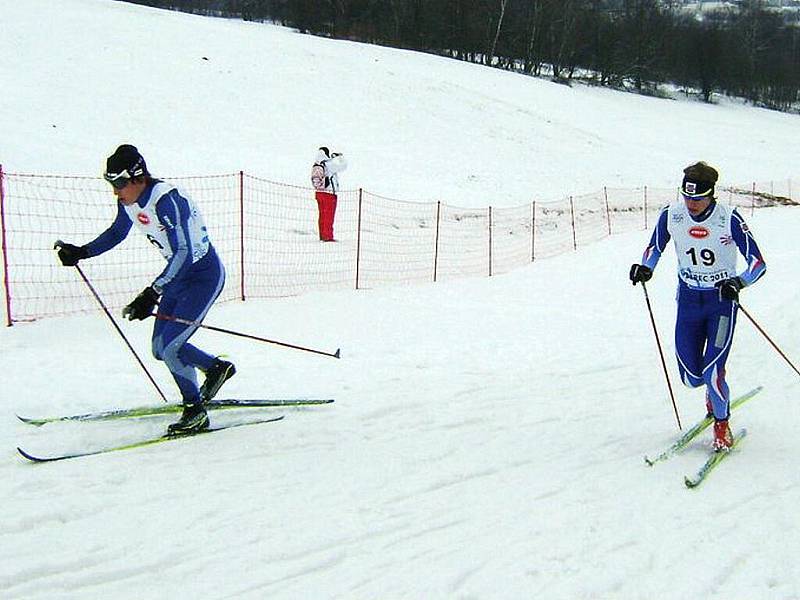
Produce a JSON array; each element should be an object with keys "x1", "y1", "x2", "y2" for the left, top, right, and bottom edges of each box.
[
  {"x1": 167, "y1": 402, "x2": 209, "y2": 435},
  {"x1": 200, "y1": 358, "x2": 236, "y2": 403}
]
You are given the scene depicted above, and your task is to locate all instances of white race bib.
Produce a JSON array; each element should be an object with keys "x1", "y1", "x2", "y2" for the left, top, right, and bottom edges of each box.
[
  {"x1": 124, "y1": 182, "x2": 209, "y2": 263},
  {"x1": 666, "y1": 202, "x2": 738, "y2": 289}
]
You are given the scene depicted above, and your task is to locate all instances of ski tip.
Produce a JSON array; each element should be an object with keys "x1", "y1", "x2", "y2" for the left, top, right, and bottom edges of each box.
[
  {"x1": 735, "y1": 428, "x2": 748, "y2": 443},
  {"x1": 17, "y1": 447, "x2": 46, "y2": 462},
  {"x1": 334, "y1": 348, "x2": 341, "y2": 359},
  {"x1": 17, "y1": 414, "x2": 47, "y2": 426}
]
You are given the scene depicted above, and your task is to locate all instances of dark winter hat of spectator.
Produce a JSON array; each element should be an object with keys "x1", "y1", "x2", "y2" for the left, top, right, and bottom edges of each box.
[
  {"x1": 315, "y1": 146, "x2": 331, "y2": 164},
  {"x1": 104, "y1": 144, "x2": 148, "y2": 189},
  {"x1": 681, "y1": 161, "x2": 718, "y2": 199}
]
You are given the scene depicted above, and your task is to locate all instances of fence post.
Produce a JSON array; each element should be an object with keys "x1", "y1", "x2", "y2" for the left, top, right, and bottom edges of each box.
[
  {"x1": 488, "y1": 205, "x2": 493, "y2": 277},
  {"x1": 238, "y1": 170, "x2": 246, "y2": 301},
  {"x1": 0, "y1": 164, "x2": 12, "y2": 326},
  {"x1": 356, "y1": 188, "x2": 363, "y2": 290},
  {"x1": 569, "y1": 196, "x2": 577, "y2": 251},
  {"x1": 531, "y1": 200, "x2": 536, "y2": 263},
  {"x1": 604, "y1": 186, "x2": 611, "y2": 236},
  {"x1": 433, "y1": 201, "x2": 441, "y2": 282},
  {"x1": 751, "y1": 182, "x2": 756, "y2": 217}
]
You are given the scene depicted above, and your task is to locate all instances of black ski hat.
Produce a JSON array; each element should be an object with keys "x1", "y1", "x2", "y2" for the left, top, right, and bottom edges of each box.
[
  {"x1": 105, "y1": 144, "x2": 148, "y2": 179},
  {"x1": 681, "y1": 161, "x2": 718, "y2": 199}
]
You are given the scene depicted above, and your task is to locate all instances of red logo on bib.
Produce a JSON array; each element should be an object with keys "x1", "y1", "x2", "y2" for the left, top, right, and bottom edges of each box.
[
  {"x1": 688, "y1": 226, "x2": 709, "y2": 239},
  {"x1": 137, "y1": 213, "x2": 150, "y2": 225}
]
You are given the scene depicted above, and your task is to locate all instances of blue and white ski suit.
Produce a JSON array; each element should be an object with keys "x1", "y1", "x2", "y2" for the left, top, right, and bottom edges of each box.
[
  {"x1": 84, "y1": 180, "x2": 225, "y2": 403},
  {"x1": 640, "y1": 200, "x2": 766, "y2": 419}
]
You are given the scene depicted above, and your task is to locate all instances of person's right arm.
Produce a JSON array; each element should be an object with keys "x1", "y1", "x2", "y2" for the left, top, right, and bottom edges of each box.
[
  {"x1": 629, "y1": 206, "x2": 670, "y2": 285},
  {"x1": 83, "y1": 202, "x2": 133, "y2": 257},
  {"x1": 641, "y1": 206, "x2": 670, "y2": 271}
]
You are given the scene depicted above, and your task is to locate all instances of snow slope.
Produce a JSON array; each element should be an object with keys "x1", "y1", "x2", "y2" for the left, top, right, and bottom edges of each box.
[
  {"x1": 1, "y1": 0, "x2": 798, "y2": 206},
  {"x1": 2, "y1": 1, "x2": 800, "y2": 599}
]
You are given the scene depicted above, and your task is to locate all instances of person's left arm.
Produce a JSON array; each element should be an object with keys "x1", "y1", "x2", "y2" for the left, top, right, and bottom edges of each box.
[
  {"x1": 731, "y1": 208, "x2": 766, "y2": 287},
  {"x1": 123, "y1": 188, "x2": 202, "y2": 321},
  {"x1": 152, "y1": 189, "x2": 196, "y2": 292},
  {"x1": 325, "y1": 153, "x2": 347, "y2": 176}
]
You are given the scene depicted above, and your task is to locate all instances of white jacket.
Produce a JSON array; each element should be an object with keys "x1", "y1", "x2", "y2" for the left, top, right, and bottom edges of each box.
[{"x1": 311, "y1": 151, "x2": 347, "y2": 194}]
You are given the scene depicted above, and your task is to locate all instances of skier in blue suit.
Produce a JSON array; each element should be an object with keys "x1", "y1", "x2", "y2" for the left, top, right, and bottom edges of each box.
[
  {"x1": 55, "y1": 144, "x2": 235, "y2": 434},
  {"x1": 629, "y1": 161, "x2": 766, "y2": 451}
]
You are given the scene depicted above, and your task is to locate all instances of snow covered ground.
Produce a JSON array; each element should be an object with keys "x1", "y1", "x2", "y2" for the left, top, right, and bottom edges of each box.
[{"x1": 2, "y1": 1, "x2": 800, "y2": 599}]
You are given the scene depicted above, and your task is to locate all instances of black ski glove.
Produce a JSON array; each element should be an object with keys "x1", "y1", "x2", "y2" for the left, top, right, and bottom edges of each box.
[
  {"x1": 54, "y1": 240, "x2": 88, "y2": 267},
  {"x1": 716, "y1": 277, "x2": 744, "y2": 302},
  {"x1": 629, "y1": 264, "x2": 653, "y2": 285},
  {"x1": 122, "y1": 286, "x2": 160, "y2": 321}
]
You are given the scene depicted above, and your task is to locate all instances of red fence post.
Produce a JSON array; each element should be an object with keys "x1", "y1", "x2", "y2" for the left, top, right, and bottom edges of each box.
[
  {"x1": 0, "y1": 164, "x2": 12, "y2": 326},
  {"x1": 356, "y1": 188, "x2": 363, "y2": 290},
  {"x1": 569, "y1": 196, "x2": 577, "y2": 251},
  {"x1": 531, "y1": 200, "x2": 536, "y2": 262},
  {"x1": 488, "y1": 205, "x2": 493, "y2": 277},
  {"x1": 433, "y1": 201, "x2": 441, "y2": 282},
  {"x1": 238, "y1": 170, "x2": 246, "y2": 301}
]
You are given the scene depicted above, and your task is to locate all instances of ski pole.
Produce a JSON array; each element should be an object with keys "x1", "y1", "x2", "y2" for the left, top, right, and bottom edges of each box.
[
  {"x1": 73, "y1": 264, "x2": 168, "y2": 402},
  {"x1": 738, "y1": 303, "x2": 800, "y2": 378},
  {"x1": 154, "y1": 312, "x2": 341, "y2": 359},
  {"x1": 640, "y1": 281, "x2": 682, "y2": 430}
]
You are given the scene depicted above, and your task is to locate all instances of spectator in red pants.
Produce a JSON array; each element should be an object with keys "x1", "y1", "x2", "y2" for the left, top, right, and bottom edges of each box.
[{"x1": 310, "y1": 147, "x2": 347, "y2": 241}]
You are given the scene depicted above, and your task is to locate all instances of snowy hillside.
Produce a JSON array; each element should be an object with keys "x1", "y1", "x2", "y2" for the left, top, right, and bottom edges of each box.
[
  {"x1": 2, "y1": 1, "x2": 800, "y2": 599},
  {"x1": 1, "y1": 0, "x2": 799, "y2": 206}
]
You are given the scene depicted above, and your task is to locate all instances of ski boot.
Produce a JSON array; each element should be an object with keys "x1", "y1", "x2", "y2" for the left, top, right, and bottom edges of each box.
[
  {"x1": 200, "y1": 358, "x2": 236, "y2": 403},
  {"x1": 167, "y1": 402, "x2": 209, "y2": 435},
  {"x1": 712, "y1": 418, "x2": 733, "y2": 452}
]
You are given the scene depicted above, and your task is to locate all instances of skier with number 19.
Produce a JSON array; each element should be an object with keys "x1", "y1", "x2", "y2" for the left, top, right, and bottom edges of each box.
[
  {"x1": 629, "y1": 161, "x2": 766, "y2": 451},
  {"x1": 54, "y1": 144, "x2": 235, "y2": 435}
]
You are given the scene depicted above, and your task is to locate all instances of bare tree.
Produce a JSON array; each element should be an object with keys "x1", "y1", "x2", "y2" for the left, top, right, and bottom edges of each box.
[{"x1": 488, "y1": 0, "x2": 509, "y2": 66}]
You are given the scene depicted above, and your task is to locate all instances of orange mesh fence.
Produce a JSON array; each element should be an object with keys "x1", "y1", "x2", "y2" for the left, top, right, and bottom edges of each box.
[{"x1": 0, "y1": 167, "x2": 795, "y2": 325}]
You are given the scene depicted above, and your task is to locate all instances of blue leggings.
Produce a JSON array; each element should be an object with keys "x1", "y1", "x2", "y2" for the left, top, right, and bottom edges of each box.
[
  {"x1": 674, "y1": 286, "x2": 738, "y2": 420},
  {"x1": 151, "y1": 253, "x2": 225, "y2": 403}
]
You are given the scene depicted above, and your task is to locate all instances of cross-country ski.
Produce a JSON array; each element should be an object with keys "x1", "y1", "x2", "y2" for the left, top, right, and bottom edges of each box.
[
  {"x1": 643, "y1": 386, "x2": 762, "y2": 466},
  {"x1": 17, "y1": 398, "x2": 334, "y2": 426},
  {"x1": 684, "y1": 429, "x2": 748, "y2": 489},
  {"x1": 17, "y1": 415, "x2": 285, "y2": 463}
]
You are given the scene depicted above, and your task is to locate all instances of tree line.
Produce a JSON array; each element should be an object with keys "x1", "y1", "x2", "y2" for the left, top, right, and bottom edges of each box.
[{"x1": 125, "y1": 0, "x2": 800, "y2": 112}]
